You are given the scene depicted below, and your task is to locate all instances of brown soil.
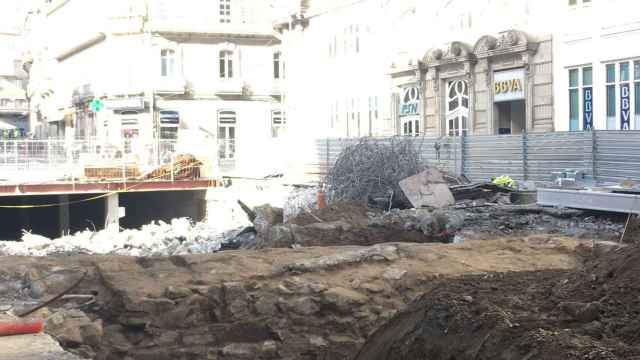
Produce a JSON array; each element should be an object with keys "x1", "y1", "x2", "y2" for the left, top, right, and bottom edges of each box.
[
  {"x1": 287, "y1": 202, "x2": 375, "y2": 227},
  {"x1": 355, "y1": 243, "x2": 640, "y2": 360},
  {"x1": 0, "y1": 236, "x2": 584, "y2": 360}
]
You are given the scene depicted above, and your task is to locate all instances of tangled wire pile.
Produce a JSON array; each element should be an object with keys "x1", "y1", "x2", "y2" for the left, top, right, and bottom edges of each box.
[{"x1": 326, "y1": 137, "x2": 423, "y2": 209}]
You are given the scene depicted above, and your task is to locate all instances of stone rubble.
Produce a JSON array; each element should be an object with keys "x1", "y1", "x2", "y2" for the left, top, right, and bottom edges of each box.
[{"x1": 0, "y1": 218, "x2": 228, "y2": 257}]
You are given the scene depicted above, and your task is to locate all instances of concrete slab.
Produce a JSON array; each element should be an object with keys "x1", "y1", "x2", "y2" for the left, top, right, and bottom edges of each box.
[{"x1": 0, "y1": 333, "x2": 82, "y2": 360}]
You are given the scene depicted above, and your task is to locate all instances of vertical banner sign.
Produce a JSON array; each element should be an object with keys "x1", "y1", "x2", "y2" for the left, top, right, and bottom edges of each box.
[
  {"x1": 583, "y1": 87, "x2": 593, "y2": 130},
  {"x1": 621, "y1": 83, "x2": 631, "y2": 130}
]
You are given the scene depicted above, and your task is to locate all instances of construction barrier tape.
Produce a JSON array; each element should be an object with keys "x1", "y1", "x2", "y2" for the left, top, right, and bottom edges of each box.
[{"x1": 0, "y1": 161, "x2": 204, "y2": 209}]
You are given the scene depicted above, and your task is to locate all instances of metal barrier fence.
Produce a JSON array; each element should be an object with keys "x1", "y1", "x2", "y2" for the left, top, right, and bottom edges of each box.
[
  {"x1": 314, "y1": 131, "x2": 640, "y2": 183},
  {"x1": 0, "y1": 139, "x2": 181, "y2": 182}
]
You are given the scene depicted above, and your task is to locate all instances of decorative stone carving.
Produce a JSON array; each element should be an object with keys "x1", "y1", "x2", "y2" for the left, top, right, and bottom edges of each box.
[
  {"x1": 474, "y1": 35, "x2": 498, "y2": 53},
  {"x1": 497, "y1": 30, "x2": 520, "y2": 48}
]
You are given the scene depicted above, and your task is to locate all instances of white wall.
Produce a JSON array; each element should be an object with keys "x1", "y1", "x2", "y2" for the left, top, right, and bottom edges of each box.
[{"x1": 553, "y1": 0, "x2": 640, "y2": 131}]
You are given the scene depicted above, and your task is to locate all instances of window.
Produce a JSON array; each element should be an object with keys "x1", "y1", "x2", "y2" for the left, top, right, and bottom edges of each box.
[
  {"x1": 219, "y1": 0, "x2": 231, "y2": 23},
  {"x1": 160, "y1": 49, "x2": 175, "y2": 77},
  {"x1": 159, "y1": 110, "x2": 179, "y2": 140},
  {"x1": 0, "y1": 98, "x2": 11, "y2": 107},
  {"x1": 568, "y1": 66, "x2": 593, "y2": 130},
  {"x1": 271, "y1": 110, "x2": 286, "y2": 138},
  {"x1": 219, "y1": 51, "x2": 233, "y2": 79},
  {"x1": 400, "y1": 86, "x2": 420, "y2": 136},
  {"x1": 15, "y1": 99, "x2": 26, "y2": 109},
  {"x1": 569, "y1": 0, "x2": 590, "y2": 5},
  {"x1": 355, "y1": 25, "x2": 360, "y2": 53},
  {"x1": 273, "y1": 52, "x2": 281, "y2": 79},
  {"x1": 605, "y1": 61, "x2": 638, "y2": 130},
  {"x1": 446, "y1": 80, "x2": 469, "y2": 136},
  {"x1": 218, "y1": 110, "x2": 236, "y2": 159}
]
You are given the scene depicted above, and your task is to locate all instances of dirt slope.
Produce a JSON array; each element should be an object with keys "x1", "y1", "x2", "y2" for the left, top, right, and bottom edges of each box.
[{"x1": 356, "y1": 244, "x2": 640, "y2": 360}]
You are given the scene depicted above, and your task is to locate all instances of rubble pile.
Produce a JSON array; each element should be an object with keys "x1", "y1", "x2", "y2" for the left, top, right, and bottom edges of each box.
[
  {"x1": 326, "y1": 137, "x2": 422, "y2": 209},
  {"x1": 0, "y1": 218, "x2": 225, "y2": 257}
]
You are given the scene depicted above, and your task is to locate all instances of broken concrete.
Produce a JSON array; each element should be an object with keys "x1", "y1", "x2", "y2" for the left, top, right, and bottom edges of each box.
[{"x1": 399, "y1": 169, "x2": 455, "y2": 209}]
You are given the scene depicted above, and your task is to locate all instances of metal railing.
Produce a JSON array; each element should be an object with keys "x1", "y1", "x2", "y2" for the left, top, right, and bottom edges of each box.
[{"x1": 0, "y1": 139, "x2": 183, "y2": 183}]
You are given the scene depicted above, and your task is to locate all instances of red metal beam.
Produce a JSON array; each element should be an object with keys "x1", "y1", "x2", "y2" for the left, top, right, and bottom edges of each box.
[{"x1": 0, "y1": 179, "x2": 219, "y2": 197}]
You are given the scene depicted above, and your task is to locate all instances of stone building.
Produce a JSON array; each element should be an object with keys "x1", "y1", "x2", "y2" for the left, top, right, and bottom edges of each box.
[
  {"x1": 405, "y1": 30, "x2": 553, "y2": 136},
  {"x1": 25, "y1": 0, "x2": 286, "y2": 176},
  {"x1": 390, "y1": 0, "x2": 556, "y2": 137}
]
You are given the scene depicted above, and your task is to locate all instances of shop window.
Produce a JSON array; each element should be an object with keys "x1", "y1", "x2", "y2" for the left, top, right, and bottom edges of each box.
[
  {"x1": 568, "y1": 66, "x2": 593, "y2": 130},
  {"x1": 219, "y1": 50, "x2": 233, "y2": 79},
  {"x1": 160, "y1": 49, "x2": 175, "y2": 77},
  {"x1": 218, "y1": 110, "x2": 236, "y2": 159},
  {"x1": 219, "y1": 0, "x2": 231, "y2": 23},
  {"x1": 446, "y1": 80, "x2": 469, "y2": 137},
  {"x1": 271, "y1": 110, "x2": 286, "y2": 138},
  {"x1": 605, "y1": 61, "x2": 638, "y2": 130}
]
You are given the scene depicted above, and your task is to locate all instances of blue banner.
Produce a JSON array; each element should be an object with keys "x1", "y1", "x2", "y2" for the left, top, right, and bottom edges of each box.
[
  {"x1": 621, "y1": 83, "x2": 631, "y2": 130},
  {"x1": 583, "y1": 87, "x2": 593, "y2": 130}
]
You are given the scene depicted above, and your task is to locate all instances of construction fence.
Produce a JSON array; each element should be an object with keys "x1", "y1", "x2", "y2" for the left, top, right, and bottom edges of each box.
[
  {"x1": 313, "y1": 131, "x2": 640, "y2": 184},
  {"x1": 0, "y1": 139, "x2": 186, "y2": 183}
]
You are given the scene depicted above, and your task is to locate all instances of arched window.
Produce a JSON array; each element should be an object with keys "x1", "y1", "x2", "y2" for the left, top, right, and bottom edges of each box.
[
  {"x1": 446, "y1": 80, "x2": 469, "y2": 136},
  {"x1": 219, "y1": 50, "x2": 233, "y2": 79}
]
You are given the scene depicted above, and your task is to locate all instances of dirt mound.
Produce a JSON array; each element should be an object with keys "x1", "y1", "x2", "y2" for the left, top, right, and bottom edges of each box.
[
  {"x1": 287, "y1": 202, "x2": 374, "y2": 227},
  {"x1": 356, "y1": 244, "x2": 640, "y2": 360}
]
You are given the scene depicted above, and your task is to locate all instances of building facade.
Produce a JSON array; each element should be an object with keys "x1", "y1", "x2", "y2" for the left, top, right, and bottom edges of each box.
[
  {"x1": 25, "y1": 0, "x2": 286, "y2": 175},
  {"x1": 390, "y1": 0, "x2": 557, "y2": 137},
  {"x1": 0, "y1": 0, "x2": 30, "y2": 138},
  {"x1": 554, "y1": 0, "x2": 640, "y2": 131}
]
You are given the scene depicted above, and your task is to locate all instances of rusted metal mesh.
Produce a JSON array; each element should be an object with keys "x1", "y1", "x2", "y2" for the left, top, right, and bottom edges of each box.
[{"x1": 325, "y1": 137, "x2": 423, "y2": 209}]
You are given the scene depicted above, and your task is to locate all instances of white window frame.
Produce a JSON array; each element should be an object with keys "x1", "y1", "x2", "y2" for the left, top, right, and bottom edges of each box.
[
  {"x1": 568, "y1": 65, "x2": 593, "y2": 131},
  {"x1": 219, "y1": 0, "x2": 231, "y2": 23},
  {"x1": 219, "y1": 50, "x2": 234, "y2": 79},
  {"x1": 604, "y1": 60, "x2": 640, "y2": 130},
  {"x1": 160, "y1": 49, "x2": 175, "y2": 78},
  {"x1": 218, "y1": 110, "x2": 236, "y2": 159},
  {"x1": 271, "y1": 109, "x2": 286, "y2": 138},
  {"x1": 446, "y1": 79, "x2": 469, "y2": 137}
]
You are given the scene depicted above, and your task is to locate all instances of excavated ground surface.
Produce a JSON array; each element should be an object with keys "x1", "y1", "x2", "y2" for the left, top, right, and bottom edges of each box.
[
  {"x1": 0, "y1": 236, "x2": 585, "y2": 360},
  {"x1": 356, "y1": 243, "x2": 640, "y2": 360}
]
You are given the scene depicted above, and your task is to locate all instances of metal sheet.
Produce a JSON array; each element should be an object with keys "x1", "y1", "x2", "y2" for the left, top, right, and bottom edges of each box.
[{"x1": 537, "y1": 188, "x2": 640, "y2": 214}]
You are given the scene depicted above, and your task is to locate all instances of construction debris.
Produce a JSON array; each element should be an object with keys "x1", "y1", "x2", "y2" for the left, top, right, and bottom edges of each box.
[
  {"x1": 326, "y1": 138, "x2": 422, "y2": 209},
  {"x1": 0, "y1": 218, "x2": 224, "y2": 257},
  {"x1": 399, "y1": 169, "x2": 455, "y2": 209},
  {"x1": 141, "y1": 154, "x2": 202, "y2": 181}
]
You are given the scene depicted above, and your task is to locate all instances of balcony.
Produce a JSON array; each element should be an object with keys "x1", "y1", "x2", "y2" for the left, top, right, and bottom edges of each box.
[{"x1": 0, "y1": 100, "x2": 28, "y2": 115}]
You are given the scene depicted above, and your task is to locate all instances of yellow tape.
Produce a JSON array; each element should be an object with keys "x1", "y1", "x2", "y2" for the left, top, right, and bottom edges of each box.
[{"x1": 0, "y1": 161, "x2": 203, "y2": 209}]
